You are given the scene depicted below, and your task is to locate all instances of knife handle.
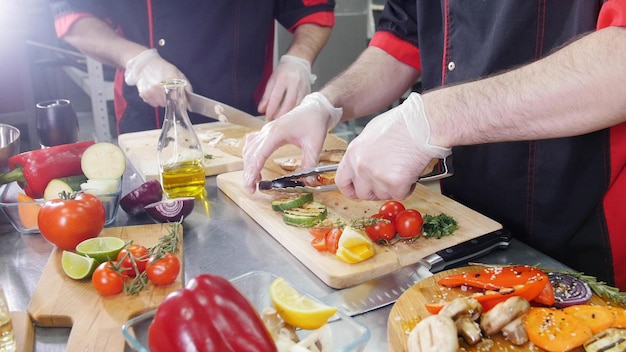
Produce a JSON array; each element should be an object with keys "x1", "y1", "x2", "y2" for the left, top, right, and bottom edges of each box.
[{"x1": 422, "y1": 228, "x2": 512, "y2": 273}]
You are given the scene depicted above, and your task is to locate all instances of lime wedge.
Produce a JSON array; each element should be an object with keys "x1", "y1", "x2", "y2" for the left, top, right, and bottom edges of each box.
[
  {"x1": 76, "y1": 237, "x2": 126, "y2": 263},
  {"x1": 270, "y1": 277, "x2": 337, "y2": 330},
  {"x1": 61, "y1": 251, "x2": 98, "y2": 280}
]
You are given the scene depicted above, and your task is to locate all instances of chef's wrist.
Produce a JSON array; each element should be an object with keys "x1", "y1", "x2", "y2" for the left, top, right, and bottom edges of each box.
[
  {"x1": 124, "y1": 48, "x2": 160, "y2": 86},
  {"x1": 280, "y1": 55, "x2": 317, "y2": 84},
  {"x1": 402, "y1": 92, "x2": 452, "y2": 159},
  {"x1": 302, "y1": 92, "x2": 343, "y2": 131}
]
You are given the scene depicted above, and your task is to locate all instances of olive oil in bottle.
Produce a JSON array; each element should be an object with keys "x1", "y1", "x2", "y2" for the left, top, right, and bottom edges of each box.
[{"x1": 157, "y1": 79, "x2": 206, "y2": 198}]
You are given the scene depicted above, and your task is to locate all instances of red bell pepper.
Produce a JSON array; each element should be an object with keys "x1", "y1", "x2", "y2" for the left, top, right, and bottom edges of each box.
[
  {"x1": 0, "y1": 140, "x2": 95, "y2": 198},
  {"x1": 148, "y1": 274, "x2": 277, "y2": 352},
  {"x1": 432, "y1": 265, "x2": 553, "y2": 312}
]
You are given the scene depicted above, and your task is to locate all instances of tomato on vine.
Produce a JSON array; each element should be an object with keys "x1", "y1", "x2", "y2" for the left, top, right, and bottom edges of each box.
[
  {"x1": 92, "y1": 261, "x2": 124, "y2": 296},
  {"x1": 116, "y1": 244, "x2": 150, "y2": 277},
  {"x1": 395, "y1": 209, "x2": 424, "y2": 238},
  {"x1": 378, "y1": 200, "x2": 406, "y2": 222},
  {"x1": 365, "y1": 213, "x2": 396, "y2": 242},
  {"x1": 146, "y1": 253, "x2": 181, "y2": 286}
]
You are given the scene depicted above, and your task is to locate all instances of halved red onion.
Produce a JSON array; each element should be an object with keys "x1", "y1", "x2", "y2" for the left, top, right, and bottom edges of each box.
[
  {"x1": 548, "y1": 272, "x2": 593, "y2": 308},
  {"x1": 144, "y1": 197, "x2": 195, "y2": 223}
]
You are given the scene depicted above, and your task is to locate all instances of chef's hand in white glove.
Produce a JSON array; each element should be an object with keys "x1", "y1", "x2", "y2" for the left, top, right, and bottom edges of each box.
[
  {"x1": 124, "y1": 48, "x2": 192, "y2": 107},
  {"x1": 258, "y1": 55, "x2": 317, "y2": 120},
  {"x1": 335, "y1": 92, "x2": 452, "y2": 200},
  {"x1": 243, "y1": 92, "x2": 342, "y2": 194}
]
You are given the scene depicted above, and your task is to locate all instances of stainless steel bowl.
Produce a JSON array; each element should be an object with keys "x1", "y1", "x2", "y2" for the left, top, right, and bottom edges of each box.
[{"x1": 0, "y1": 124, "x2": 20, "y2": 173}]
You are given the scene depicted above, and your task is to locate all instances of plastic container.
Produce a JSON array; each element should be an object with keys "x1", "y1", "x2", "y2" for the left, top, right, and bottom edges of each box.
[{"x1": 122, "y1": 271, "x2": 371, "y2": 352}]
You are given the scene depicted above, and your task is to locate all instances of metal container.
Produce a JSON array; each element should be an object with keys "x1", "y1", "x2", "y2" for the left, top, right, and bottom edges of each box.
[{"x1": 0, "y1": 124, "x2": 20, "y2": 173}]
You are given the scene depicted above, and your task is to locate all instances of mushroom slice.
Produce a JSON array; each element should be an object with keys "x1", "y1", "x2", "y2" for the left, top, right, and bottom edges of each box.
[
  {"x1": 407, "y1": 315, "x2": 459, "y2": 352},
  {"x1": 480, "y1": 296, "x2": 531, "y2": 346},
  {"x1": 439, "y1": 297, "x2": 483, "y2": 345}
]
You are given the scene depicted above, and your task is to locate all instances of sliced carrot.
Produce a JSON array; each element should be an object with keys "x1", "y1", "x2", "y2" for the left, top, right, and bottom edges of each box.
[
  {"x1": 606, "y1": 306, "x2": 626, "y2": 328},
  {"x1": 17, "y1": 192, "x2": 40, "y2": 229},
  {"x1": 523, "y1": 307, "x2": 593, "y2": 352},
  {"x1": 424, "y1": 303, "x2": 444, "y2": 315},
  {"x1": 563, "y1": 305, "x2": 615, "y2": 334}
]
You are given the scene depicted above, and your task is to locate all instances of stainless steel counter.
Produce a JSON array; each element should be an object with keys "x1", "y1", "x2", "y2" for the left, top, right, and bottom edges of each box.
[{"x1": 0, "y1": 170, "x2": 570, "y2": 352}]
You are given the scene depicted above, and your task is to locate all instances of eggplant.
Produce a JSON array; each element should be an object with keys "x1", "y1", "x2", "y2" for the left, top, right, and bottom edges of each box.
[
  {"x1": 144, "y1": 197, "x2": 195, "y2": 223},
  {"x1": 120, "y1": 179, "x2": 164, "y2": 216}
]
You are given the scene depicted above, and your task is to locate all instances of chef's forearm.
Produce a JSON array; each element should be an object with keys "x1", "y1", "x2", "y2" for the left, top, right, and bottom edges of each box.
[
  {"x1": 321, "y1": 46, "x2": 421, "y2": 121},
  {"x1": 61, "y1": 16, "x2": 147, "y2": 69},
  {"x1": 285, "y1": 23, "x2": 331, "y2": 66},
  {"x1": 424, "y1": 26, "x2": 626, "y2": 149}
]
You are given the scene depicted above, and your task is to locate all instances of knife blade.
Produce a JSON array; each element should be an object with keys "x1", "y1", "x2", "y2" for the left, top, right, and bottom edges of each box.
[
  {"x1": 186, "y1": 92, "x2": 266, "y2": 130},
  {"x1": 318, "y1": 228, "x2": 512, "y2": 317}
]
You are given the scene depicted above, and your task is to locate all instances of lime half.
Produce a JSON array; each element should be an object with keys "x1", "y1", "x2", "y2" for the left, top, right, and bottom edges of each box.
[
  {"x1": 76, "y1": 237, "x2": 126, "y2": 263},
  {"x1": 61, "y1": 251, "x2": 98, "y2": 280}
]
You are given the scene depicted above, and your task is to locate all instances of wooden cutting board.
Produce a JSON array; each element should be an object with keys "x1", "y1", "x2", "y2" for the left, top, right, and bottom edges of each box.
[
  {"x1": 118, "y1": 122, "x2": 251, "y2": 181},
  {"x1": 117, "y1": 122, "x2": 349, "y2": 181},
  {"x1": 27, "y1": 223, "x2": 183, "y2": 352},
  {"x1": 387, "y1": 266, "x2": 623, "y2": 352},
  {"x1": 216, "y1": 170, "x2": 503, "y2": 289}
]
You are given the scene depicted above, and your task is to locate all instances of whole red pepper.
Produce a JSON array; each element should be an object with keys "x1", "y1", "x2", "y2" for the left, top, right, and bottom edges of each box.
[
  {"x1": 0, "y1": 140, "x2": 95, "y2": 198},
  {"x1": 148, "y1": 274, "x2": 277, "y2": 352}
]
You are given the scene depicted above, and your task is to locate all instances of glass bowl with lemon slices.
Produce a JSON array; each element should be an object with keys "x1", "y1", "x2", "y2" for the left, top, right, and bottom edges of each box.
[{"x1": 122, "y1": 271, "x2": 370, "y2": 352}]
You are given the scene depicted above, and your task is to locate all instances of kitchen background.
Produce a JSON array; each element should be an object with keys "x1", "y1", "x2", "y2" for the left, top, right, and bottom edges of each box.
[{"x1": 0, "y1": 0, "x2": 392, "y2": 152}]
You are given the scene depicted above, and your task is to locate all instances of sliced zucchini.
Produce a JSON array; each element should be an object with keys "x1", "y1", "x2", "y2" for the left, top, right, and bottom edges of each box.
[
  {"x1": 271, "y1": 193, "x2": 314, "y2": 211},
  {"x1": 43, "y1": 175, "x2": 89, "y2": 200},
  {"x1": 282, "y1": 201, "x2": 327, "y2": 228}
]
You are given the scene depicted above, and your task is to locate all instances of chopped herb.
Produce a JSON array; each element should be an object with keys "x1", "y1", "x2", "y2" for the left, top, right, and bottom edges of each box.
[{"x1": 422, "y1": 213, "x2": 457, "y2": 239}]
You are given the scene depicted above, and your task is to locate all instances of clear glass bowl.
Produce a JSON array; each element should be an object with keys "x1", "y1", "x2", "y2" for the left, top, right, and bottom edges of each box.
[
  {"x1": 122, "y1": 271, "x2": 371, "y2": 352},
  {"x1": 0, "y1": 178, "x2": 122, "y2": 233}
]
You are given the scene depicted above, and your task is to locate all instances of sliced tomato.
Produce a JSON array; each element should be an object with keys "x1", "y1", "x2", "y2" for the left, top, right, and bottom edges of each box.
[
  {"x1": 309, "y1": 226, "x2": 333, "y2": 239},
  {"x1": 325, "y1": 227, "x2": 342, "y2": 254},
  {"x1": 310, "y1": 236, "x2": 327, "y2": 252}
]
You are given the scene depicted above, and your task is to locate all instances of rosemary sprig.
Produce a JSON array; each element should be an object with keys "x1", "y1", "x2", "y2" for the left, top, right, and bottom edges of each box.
[
  {"x1": 562, "y1": 271, "x2": 626, "y2": 307},
  {"x1": 123, "y1": 219, "x2": 182, "y2": 295}
]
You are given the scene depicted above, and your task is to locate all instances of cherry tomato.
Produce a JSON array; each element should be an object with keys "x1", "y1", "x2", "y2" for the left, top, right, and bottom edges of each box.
[
  {"x1": 116, "y1": 244, "x2": 150, "y2": 277},
  {"x1": 92, "y1": 262, "x2": 124, "y2": 296},
  {"x1": 378, "y1": 200, "x2": 406, "y2": 222},
  {"x1": 324, "y1": 227, "x2": 343, "y2": 254},
  {"x1": 38, "y1": 193, "x2": 106, "y2": 250},
  {"x1": 365, "y1": 214, "x2": 396, "y2": 242},
  {"x1": 395, "y1": 209, "x2": 423, "y2": 238},
  {"x1": 146, "y1": 253, "x2": 181, "y2": 286}
]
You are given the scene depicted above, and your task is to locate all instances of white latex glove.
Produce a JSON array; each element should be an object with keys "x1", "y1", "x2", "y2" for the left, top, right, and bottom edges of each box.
[
  {"x1": 124, "y1": 48, "x2": 192, "y2": 107},
  {"x1": 335, "y1": 92, "x2": 451, "y2": 200},
  {"x1": 243, "y1": 92, "x2": 342, "y2": 193},
  {"x1": 258, "y1": 55, "x2": 317, "y2": 120}
]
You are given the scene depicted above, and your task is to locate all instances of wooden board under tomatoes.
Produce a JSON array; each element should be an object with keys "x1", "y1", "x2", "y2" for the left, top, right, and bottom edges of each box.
[
  {"x1": 27, "y1": 223, "x2": 183, "y2": 352},
  {"x1": 387, "y1": 266, "x2": 626, "y2": 352},
  {"x1": 216, "y1": 169, "x2": 503, "y2": 289}
]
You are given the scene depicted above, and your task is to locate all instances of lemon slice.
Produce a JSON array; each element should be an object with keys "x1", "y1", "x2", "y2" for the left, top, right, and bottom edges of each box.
[
  {"x1": 76, "y1": 237, "x2": 126, "y2": 263},
  {"x1": 61, "y1": 251, "x2": 98, "y2": 280},
  {"x1": 335, "y1": 226, "x2": 375, "y2": 264},
  {"x1": 270, "y1": 277, "x2": 337, "y2": 330}
]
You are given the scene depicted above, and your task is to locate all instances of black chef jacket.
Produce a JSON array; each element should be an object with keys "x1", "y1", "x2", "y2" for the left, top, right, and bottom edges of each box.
[
  {"x1": 51, "y1": 0, "x2": 335, "y2": 134},
  {"x1": 371, "y1": 0, "x2": 626, "y2": 290}
]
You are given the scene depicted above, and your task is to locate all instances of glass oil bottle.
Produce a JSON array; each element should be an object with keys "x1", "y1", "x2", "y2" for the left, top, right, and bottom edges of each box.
[{"x1": 157, "y1": 79, "x2": 206, "y2": 198}]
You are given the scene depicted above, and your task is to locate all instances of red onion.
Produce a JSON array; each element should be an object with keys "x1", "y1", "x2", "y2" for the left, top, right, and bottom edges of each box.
[{"x1": 548, "y1": 272, "x2": 593, "y2": 308}]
